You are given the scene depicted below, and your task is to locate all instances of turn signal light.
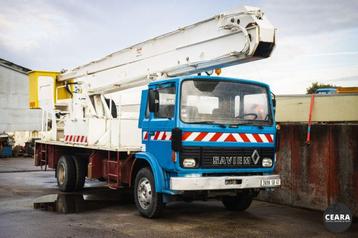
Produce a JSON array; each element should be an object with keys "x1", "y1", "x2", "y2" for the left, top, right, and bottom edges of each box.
[
  {"x1": 171, "y1": 151, "x2": 177, "y2": 162},
  {"x1": 215, "y1": 68, "x2": 222, "y2": 75}
]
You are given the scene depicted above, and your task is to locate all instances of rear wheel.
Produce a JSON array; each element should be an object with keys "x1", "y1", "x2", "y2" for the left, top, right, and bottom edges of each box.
[
  {"x1": 72, "y1": 156, "x2": 87, "y2": 191},
  {"x1": 57, "y1": 155, "x2": 76, "y2": 192},
  {"x1": 222, "y1": 192, "x2": 253, "y2": 211},
  {"x1": 134, "y1": 167, "x2": 163, "y2": 218}
]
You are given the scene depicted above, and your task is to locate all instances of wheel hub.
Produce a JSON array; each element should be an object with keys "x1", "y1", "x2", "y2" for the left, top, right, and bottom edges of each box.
[
  {"x1": 58, "y1": 164, "x2": 65, "y2": 185},
  {"x1": 137, "y1": 177, "x2": 152, "y2": 209}
]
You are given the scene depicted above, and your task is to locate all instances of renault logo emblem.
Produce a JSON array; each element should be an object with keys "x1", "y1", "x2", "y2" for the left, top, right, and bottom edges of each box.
[{"x1": 251, "y1": 150, "x2": 260, "y2": 165}]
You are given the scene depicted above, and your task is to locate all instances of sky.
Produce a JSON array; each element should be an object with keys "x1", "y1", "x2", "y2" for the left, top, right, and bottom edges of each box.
[{"x1": 1, "y1": 0, "x2": 358, "y2": 94}]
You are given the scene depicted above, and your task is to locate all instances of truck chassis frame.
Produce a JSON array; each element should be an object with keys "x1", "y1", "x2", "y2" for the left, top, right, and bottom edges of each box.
[{"x1": 35, "y1": 141, "x2": 141, "y2": 190}]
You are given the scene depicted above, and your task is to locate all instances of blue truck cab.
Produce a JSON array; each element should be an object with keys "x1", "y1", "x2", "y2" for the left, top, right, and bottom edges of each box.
[
  {"x1": 315, "y1": 88, "x2": 337, "y2": 95},
  {"x1": 134, "y1": 75, "x2": 281, "y2": 217}
]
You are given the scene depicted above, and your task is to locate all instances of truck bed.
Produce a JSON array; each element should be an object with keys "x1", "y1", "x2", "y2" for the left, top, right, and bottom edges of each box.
[{"x1": 36, "y1": 140, "x2": 142, "y2": 153}]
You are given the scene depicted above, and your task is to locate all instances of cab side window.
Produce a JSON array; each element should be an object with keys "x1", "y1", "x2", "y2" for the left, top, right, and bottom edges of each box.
[
  {"x1": 155, "y1": 86, "x2": 176, "y2": 118},
  {"x1": 145, "y1": 98, "x2": 150, "y2": 118}
]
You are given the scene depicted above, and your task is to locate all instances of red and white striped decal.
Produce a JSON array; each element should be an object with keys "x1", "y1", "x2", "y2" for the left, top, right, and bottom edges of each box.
[
  {"x1": 143, "y1": 131, "x2": 273, "y2": 143},
  {"x1": 182, "y1": 132, "x2": 274, "y2": 143},
  {"x1": 143, "y1": 131, "x2": 149, "y2": 140},
  {"x1": 142, "y1": 131, "x2": 172, "y2": 141},
  {"x1": 64, "y1": 135, "x2": 88, "y2": 144}
]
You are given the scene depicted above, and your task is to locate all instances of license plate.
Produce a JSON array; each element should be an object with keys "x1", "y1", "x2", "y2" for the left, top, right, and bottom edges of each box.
[
  {"x1": 261, "y1": 178, "x2": 281, "y2": 187},
  {"x1": 225, "y1": 179, "x2": 242, "y2": 185}
]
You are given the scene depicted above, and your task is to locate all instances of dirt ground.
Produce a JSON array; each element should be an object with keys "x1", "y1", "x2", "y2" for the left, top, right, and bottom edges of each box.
[{"x1": 0, "y1": 157, "x2": 356, "y2": 238}]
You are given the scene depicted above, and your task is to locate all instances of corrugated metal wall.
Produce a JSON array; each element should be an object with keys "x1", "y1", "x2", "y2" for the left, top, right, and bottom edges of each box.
[
  {"x1": 0, "y1": 65, "x2": 41, "y2": 132},
  {"x1": 259, "y1": 123, "x2": 358, "y2": 216}
]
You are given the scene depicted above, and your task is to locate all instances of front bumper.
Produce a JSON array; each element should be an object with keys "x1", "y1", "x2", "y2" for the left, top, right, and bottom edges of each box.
[{"x1": 170, "y1": 174, "x2": 281, "y2": 191}]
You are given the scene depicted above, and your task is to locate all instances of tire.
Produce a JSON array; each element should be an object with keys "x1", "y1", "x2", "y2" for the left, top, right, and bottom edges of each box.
[
  {"x1": 222, "y1": 192, "x2": 253, "y2": 211},
  {"x1": 134, "y1": 167, "x2": 163, "y2": 218},
  {"x1": 56, "y1": 155, "x2": 76, "y2": 192},
  {"x1": 72, "y1": 156, "x2": 87, "y2": 191}
]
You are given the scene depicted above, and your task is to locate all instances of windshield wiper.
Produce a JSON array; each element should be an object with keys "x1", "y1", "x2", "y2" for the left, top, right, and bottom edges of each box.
[
  {"x1": 235, "y1": 121, "x2": 256, "y2": 125},
  {"x1": 188, "y1": 121, "x2": 227, "y2": 128},
  {"x1": 227, "y1": 121, "x2": 253, "y2": 128},
  {"x1": 232, "y1": 120, "x2": 270, "y2": 128}
]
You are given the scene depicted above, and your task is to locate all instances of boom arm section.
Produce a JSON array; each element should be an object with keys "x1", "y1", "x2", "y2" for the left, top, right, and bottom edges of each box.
[{"x1": 58, "y1": 6, "x2": 275, "y2": 94}]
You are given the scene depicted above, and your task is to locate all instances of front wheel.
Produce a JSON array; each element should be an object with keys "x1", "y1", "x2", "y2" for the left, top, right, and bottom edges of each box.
[
  {"x1": 222, "y1": 192, "x2": 253, "y2": 211},
  {"x1": 134, "y1": 167, "x2": 163, "y2": 218}
]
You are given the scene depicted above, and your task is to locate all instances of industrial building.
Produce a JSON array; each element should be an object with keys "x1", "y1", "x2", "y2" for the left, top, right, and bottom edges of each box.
[{"x1": 0, "y1": 58, "x2": 41, "y2": 133}]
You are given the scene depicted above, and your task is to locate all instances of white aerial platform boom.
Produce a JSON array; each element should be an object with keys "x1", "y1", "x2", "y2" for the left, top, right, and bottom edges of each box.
[
  {"x1": 39, "y1": 6, "x2": 276, "y2": 150},
  {"x1": 58, "y1": 6, "x2": 275, "y2": 95}
]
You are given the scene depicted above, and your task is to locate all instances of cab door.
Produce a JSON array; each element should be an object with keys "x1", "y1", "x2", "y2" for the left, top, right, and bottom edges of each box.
[{"x1": 146, "y1": 83, "x2": 176, "y2": 170}]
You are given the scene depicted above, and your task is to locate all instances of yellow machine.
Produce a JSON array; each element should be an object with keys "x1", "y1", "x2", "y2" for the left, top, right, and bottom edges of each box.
[{"x1": 28, "y1": 71, "x2": 73, "y2": 109}]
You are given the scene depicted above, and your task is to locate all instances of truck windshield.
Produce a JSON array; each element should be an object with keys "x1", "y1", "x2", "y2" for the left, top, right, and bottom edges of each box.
[{"x1": 181, "y1": 79, "x2": 272, "y2": 125}]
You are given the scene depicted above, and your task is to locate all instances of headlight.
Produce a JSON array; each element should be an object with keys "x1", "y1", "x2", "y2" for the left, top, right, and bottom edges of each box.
[
  {"x1": 262, "y1": 158, "x2": 273, "y2": 167},
  {"x1": 183, "y1": 158, "x2": 196, "y2": 168}
]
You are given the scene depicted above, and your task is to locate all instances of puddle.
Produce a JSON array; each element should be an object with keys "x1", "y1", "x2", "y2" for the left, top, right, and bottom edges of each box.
[{"x1": 34, "y1": 189, "x2": 133, "y2": 214}]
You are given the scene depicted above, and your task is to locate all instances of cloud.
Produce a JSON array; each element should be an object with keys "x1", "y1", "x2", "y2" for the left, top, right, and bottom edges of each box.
[
  {"x1": 258, "y1": 0, "x2": 358, "y2": 36},
  {"x1": 0, "y1": 0, "x2": 357, "y2": 93},
  {"x1": 222, "y1": 27, "x2": 358, "y2": 94},
  {"x1": 0, "y1": 1, "x2": 73, "y2": 51},
  {"x1": 0, "y1": 0, "x2": 243, "y2": 69}
]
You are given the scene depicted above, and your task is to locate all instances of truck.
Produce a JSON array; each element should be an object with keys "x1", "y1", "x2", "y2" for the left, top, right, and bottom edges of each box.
[{"x1": 31, "y1": 6, "x2": 281, "y2": 218}]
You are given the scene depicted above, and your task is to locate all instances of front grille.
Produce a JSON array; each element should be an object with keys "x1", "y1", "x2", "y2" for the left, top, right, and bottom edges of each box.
[{"x1": 180, "y1": 147, "x2": 274, "y2": 169}]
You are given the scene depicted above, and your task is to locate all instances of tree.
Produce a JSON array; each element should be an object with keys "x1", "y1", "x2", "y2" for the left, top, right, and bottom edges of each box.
[{"x1": 306, "y1": 82, "x2": 337, "y2": 94}]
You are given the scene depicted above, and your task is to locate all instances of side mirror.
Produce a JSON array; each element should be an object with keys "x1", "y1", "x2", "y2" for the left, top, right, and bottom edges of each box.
[
  {"x1": 148, "y1": 89, "x2": 159, "y2": 113},
  {"x1": 271, "y1": 92, "x2": 276, "y2": 108},
  {"x1": 171, "y1": 128, "x2": 182, "y2": 152}
]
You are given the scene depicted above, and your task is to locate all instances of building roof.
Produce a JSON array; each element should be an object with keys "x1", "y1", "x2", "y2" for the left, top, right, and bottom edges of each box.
[{"x1": 0, "y1": 58, "x2": 31, "y2": 74}]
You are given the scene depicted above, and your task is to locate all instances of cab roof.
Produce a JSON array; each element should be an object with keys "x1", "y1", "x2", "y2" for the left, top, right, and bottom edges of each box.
[{"x1": 148, "y1": 75, "x2": 270, "y2": 89}]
